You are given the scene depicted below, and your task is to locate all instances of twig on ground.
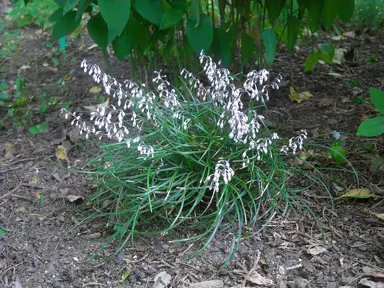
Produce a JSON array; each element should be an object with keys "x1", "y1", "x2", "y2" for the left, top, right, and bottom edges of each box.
[{"x1": 0, "y1": 179, "x2": 22, "y2": 201}]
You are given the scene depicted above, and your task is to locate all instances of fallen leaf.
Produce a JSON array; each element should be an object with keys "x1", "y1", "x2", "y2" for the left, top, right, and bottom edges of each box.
[
  {"x1": 83, "y1": 99, "x2": 109, "y2": 113},
  {"x1": 67, "y1": 195, "x2": 85, "y2": 203},
  {"x1": 56, "y1": 146, "x2": 68, "y2": 161},
  {"x1": 333, "y1": 48, "x2": 347, "y2": 64},
  {"x1": 343, "y1": 31, "x2": 356, "y2": 38},
  {"x1": 31, "y1": 192, "x2": 41, "y2": 200},
  {"x1": 359, "y1": 278, "x2": 384, "y2": 288},
  {"x1": 247, "y1": 271, "x2": 274, "y2": 286},
  {"x1": 326, "y1": 72, "x2": 343, "y2": 77},
  {"x1": 375, "y1": 213, "x2": 384, "y2": 222},
  {"x1": 307, "y1": 246, "x2": 327, "y2": 255},
  {"x1": 120, "y1": 265, "x2": 132, "y2": 283},
  {"x1": 89, "y1": 86, "x2": 102, "y2": 94},
  {"x1": 336, "y1": 188, "x2": 374, "y2": 200},
  {"x1": 88, "y1": 44, "x2": 98, "y2": 50},
  {"x1": 153, "y1": 271, "x2": 171, "y2": 288},
  {"x1": 289, "y1": 87, "x2": 313, "y2": 103}
]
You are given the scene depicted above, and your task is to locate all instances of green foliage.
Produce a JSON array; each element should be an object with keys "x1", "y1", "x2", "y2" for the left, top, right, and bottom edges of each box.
[
  {"x1": 357, "y1": 88, "x2": 384, "y2": 137},
  {"x1": 304, "y1": 43, "x2": 336, "y2": 72},
  {"x1": 330, "y1": 142, "x2": 347, "y2": 165},
  {"x1": 28, "y1": 123, "x2": 49, "y2": 134},
  {"x1": 19, "y1": 0, "x2": 356, "y2": 75},
  {"x1": 354, "y1": 0, "x2": 384, "y2": 30}
]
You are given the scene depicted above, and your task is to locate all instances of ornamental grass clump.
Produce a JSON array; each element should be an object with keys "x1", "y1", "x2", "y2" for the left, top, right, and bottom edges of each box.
[{"x1": 62, "y1": 52, "x2": 310, "y2": 265}]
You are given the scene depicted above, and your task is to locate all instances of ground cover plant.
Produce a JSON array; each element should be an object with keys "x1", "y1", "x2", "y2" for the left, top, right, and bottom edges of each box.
[{"x1": 59, "y1": 51, "x2": 328, "y2": 267}]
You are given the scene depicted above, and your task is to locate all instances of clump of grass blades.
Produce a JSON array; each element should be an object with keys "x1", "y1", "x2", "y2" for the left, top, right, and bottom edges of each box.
[{"x1": 62, "y1": 52, "x2": 317, "y2": 268}]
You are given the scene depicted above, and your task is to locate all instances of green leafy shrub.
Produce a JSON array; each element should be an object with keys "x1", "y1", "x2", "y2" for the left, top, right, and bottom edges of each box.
[
  {"x1": 20, "y1": 0, "x2": 355, "y2": 74},
  {"x1": 62, "y1": 53, "x2": 320, "y2": 266},
  {"x1": 357, "y1": 88, "x2": 384, "y2": 137}
]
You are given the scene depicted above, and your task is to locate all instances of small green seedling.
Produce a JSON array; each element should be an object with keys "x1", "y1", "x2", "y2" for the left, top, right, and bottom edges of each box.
[
  {"x1": 369, "y1": 56, "x2": 377, "y2": 63},
  {"x1": 357, "y1": 88, "x2": 384, "y2": 136},
  {"x1": 29, "y1": 123, "x2": 49, "y2": 134},
  {"x1": 0, "y1": 227, "x2": 7, "y2": 237},
  {"x1": 330, "y1": 142, "x2": 346, "y2": 165}
]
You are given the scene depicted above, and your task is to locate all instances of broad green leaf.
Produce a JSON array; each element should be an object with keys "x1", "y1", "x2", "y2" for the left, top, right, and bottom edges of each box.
[
  {"x1": 287, "y1": 15, "x2": 300, "y2": 52},
  {"x1": 330, "y1": 143, "x2": 346, "y2": 165},
  {"x1": 63, "y1": 0, "x2": 79, "y2": 14},
  {"x1": 304, "y1": 51, "x2": 320, "y2": 72},
  {"x1": 112, "y1": 17, "x2": 140, "y2": 60},
  {"x1": 37, "y1": 123, "x2": 49, "y2": 131},
  {"x1": 370, "y1": 87, "x2": 384, "y2": 115},
  {"x1": 99, "y1": 0, "x2": 131, "y2": 43},
  {"x1": 318, "y1": 43, "x2": 335, "y2": 63},
  {"x1": 322, "y1": 0, "x2": 338, "y2": 30},
  {"x1": 307, "y1": 0, "x2": 324, "y2": 33},
  {"x1": 187, "y1": 13, "x2": 213, "y2": 54},
  {"x1": 265, "y1": 0, "x2": 286, "y2": 25},
  {"x1": 241, "y1": 33, "x2": 256, "y2": 64},
  {"x1": 212, "y1": 28, "x2": 231, "y2": 67},
  {"x1": 24, "y1": 0, "x2": 32, "y2": 5},
  {"x1": 261, "y1": 28, "x2": 277, "y2": 65},
  {"x1": 87, "y1": 13, "x2": 108, "y2": 50},
  {"x1": 160, "y1": 8, "x2": 184, "y2": 30},
  {"x1": 133, "y1": 0, "x2": 164, "y2": 26},
  {"x1": 29, "y1": 126, "x2": 40, "y2": 135},
  {"x1": 54, "y1": 0, "x2": 66, "y2": 8},
  {"x1": 337, "y1": 0, "x2": 354, "y2": 23},
  {"x1": 76, "y1": 0, "x2": 92, "y2": 20},
  {"x1": 171, "y1": 0, "x2": 189, "y2": 11},
  {"x1": 49, "y1": 8, "x2": 64, "y2": 22},
  {"x1": 189, "y1": 0, "x2": 200, "y2": 25},
  {"x1": 0, "y1": 92, "x2": 9, "y2": 100},
  {"x1": 336, "y1": 188, "x2": 373, "y2": 200},
  {"x1": 52, "y1": 11, "x2": 81, "y2": 39},
  {"x1": 357, "y1": 116, "x2": 384, "y2": 137}
]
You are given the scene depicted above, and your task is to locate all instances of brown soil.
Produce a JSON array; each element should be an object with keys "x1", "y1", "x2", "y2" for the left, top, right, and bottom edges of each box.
[{"x1": 0, "y1": 9, "x2": 384, "y2": 288}]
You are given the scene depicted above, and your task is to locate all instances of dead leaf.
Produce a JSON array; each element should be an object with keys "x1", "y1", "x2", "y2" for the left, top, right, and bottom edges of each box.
[
  {"x1": 336, "y1": 188, "x2": 374, "y2": 200},
  {"x1": 66, "y1": 195, "x2": 85, "y2": 203},
  {"x1": 83, "y1": 99, "x2": 109, "y2": 113},
  {"x1": 375, "y1": 213, "x2": 384, "y2": 222},
  {"x1": 56, "y1": 145, "x2": 68, "y2": 161},
  {"x1": 307, "y1": 246, "x2": 327, "y2": 255},
  {"x1": 289, "y1": 87, "x2": 313, "y2": 103},
  {"x1": 343, "y1": 31, "x2": 356, "y2": 38},
  {"x1": 89, "y1": 86, "x2": 102, "y2": 94},
  {"x1": 119, "y1": 265, "x2": 132, "y2": 283},
  {"x1": 333, "y1": 48, "x2": 347, "y2": 64},
  {"x1": 88, "y1": 44, "x2": 98, "y2": 51},
  {"x1": 359, "y1": 278, "x2": 384, "y2": 288},
  {"x1": 153, "y1": 271, "x2": 171, "y2": 288},
  {"x1": 247, "y1": 271, "x2": 274, "y2": 286}
]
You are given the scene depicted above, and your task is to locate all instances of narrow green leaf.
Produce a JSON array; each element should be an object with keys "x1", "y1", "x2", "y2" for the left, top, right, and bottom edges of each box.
[
  {"x1": 241, "y1": 33, "x2": 256, "y2": 64},
  {"x1": 322, "y1": 0, "x2": 338, "y2": 30},
  {"x1": 52, "y1": 11, "x2": 81, "y2": 39},
  {"x1": 87, "y1": 13, "x2": 109, "y2": 50},
  {"x1": 99, "y1": 0, "x2": 131, "y2": 43},
  {"x1": 0, "y1": 92, "x2": 9, "y2": 100},
  {"x1": 370, "y1": 88, "x2": 384, "y2": 115},
  {"x1": 357, "y1": 116, "x2": 384, "y2": 137},
  {"x1": 337, "y1": 0, "x2": 354, "y2": 23},
  {"x1": 112, "y1": 18, "x2": 140, "y2": 60},
  {"x1": 0, "y1": 227, "x2": 6, "y2": 237},
  {"x1": 304, "y1": 51, "x2": 320, "y2": 72},
  {"x1": 297, "y1": 0, "x2": 308, "y2": 19},
  {"x1": 307, "y1": 0, "x2": 324, "y2": 33},
  {"x1": 187, "y1": 13, "x2": 213, "y2": 54},
  {"x1": 212, "y1": 28, "x2": 231, "y2": 67},
  {"x1": 133, "y1": 0, "x2": 164, "y2": 26},
  {"x1": 287, "y1": 15, "x2": 300, "y2": 52},
  {"x1": 318, "y1": 43, "x2": 335, "y2": 63},
  {"x1": 265, "y1": 0, "x2": 286, "y2": 25},
  {"x1": 29, "y1": 126, "x2": 40, "y2": 135},
  {"x1": 261, "y1": 28, "x2": 277, "y2": 65},
  {"x1": 63, "y1": 0, "x2": 79, "y2": 14},
  {"x1": 160, "y1": 8, "x2": 184, "y2": 30}
]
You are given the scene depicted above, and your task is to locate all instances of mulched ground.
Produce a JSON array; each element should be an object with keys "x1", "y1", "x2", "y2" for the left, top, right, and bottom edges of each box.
[{"x1": 0, "y1": 9, "x2": 384, "y2": 288}]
